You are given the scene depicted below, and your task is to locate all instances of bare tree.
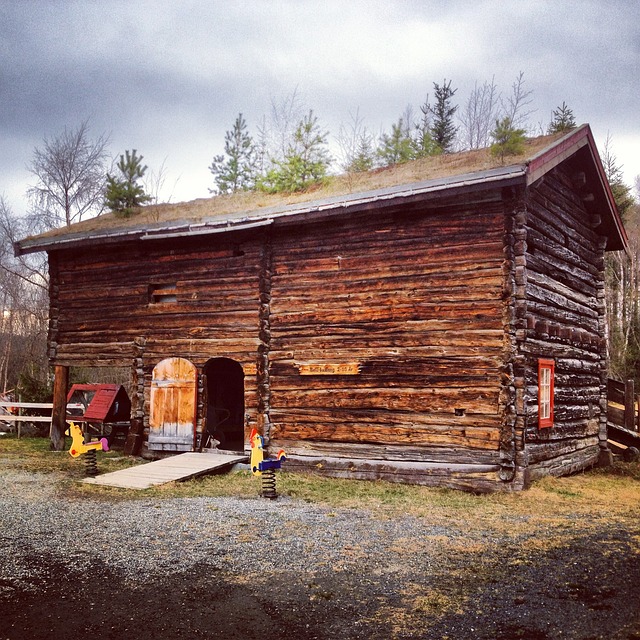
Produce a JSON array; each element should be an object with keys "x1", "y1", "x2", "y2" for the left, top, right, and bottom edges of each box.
[
  {"x1": 262, "y1": 88, "x2": 307, "y2": 165},
  {"x1": 27, "y1": 120, "x2": 110, "y2": 229},
  {"x1": 336, "y1": 108, "x2": 376, "y2": 172},
  {"x1": 602, "y1": 141, "x2": 640, "y2": 384},
  {"x1": 459, "y1": 77, "x2": 500, "y2": 150},
  {"x1": 501, "y1": 71, "x2": 535, "y2": 131},
  {"x1": 0, "y1": 197, "x2": 49, "y2": 399},
  {"x1": 144, "y1": 158, "x2": 179, "y2": 204}
]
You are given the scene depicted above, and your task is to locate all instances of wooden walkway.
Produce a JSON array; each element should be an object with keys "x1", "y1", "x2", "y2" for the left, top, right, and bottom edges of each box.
[{"x1": 82, "y1": 451, "x2": 248, "y2": 489}]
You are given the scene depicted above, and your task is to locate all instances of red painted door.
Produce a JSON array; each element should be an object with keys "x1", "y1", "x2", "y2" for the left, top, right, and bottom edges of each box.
[{"x1": 148, "y1": 357, "x2": 197, "y2": 451}]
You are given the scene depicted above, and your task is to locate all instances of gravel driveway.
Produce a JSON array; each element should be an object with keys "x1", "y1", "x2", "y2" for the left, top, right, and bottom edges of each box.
[{"x1": 1, "y1": 463, "x2": 639, "y2": 639}]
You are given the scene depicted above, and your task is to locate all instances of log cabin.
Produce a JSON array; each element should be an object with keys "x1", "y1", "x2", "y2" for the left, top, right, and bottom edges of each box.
[{"x1": 16, "y1": 124, "x2": 628, "y2": 492}]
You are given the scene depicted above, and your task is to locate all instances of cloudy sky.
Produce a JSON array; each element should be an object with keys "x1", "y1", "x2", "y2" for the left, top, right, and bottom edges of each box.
[{"x1": 1, "y1": 0, "x2": 639, "y2": 218}]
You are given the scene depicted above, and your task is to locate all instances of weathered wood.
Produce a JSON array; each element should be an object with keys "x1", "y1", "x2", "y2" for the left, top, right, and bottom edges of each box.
[
  {"x1": 50, "y1": 365, "x2": 69, "y2": 451},
  {"x1": 257, "y1": 230, "x2": 273, "y2": 439},
  {"x1": 607, "y1": 378, "x2": 639, "y2": 440},
  {"x1": 526, "y1": 443, "x2": 600, "y2": 482},
  {"x1": 526, "y1": 435, "x2": 599, "y2": 465},
  {"x1": 271, "y1": 417, "x2": 501, "y2": 447},
  {"x1": 282, "y1": 455, "x2": 506, "y2": 492},
  {"x1": 271, "y1": 437, "x2": 500, "y2": 465},
  {"x1": 624, "y1": 379, "x2": 636, "y2": 431}
]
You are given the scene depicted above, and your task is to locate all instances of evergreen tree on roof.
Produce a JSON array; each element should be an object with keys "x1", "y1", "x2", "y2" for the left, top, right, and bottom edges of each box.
[
  {"x1": 548, "y1": 102, "x2": 577, "y2": 135},
  {"x1": 104, "y1": 149, "x2": 151, "y2": 216},
  {"x1": 209, "y1": 113, "x2": 258, "y2": 194},
  {"x1": 427, "y1": 79, "x2": 458, "y2": 153}
]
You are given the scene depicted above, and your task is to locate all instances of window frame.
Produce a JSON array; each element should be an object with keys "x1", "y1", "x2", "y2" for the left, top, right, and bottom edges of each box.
[
  {"x1": 149, "y1": 283, "x2": 178, "y2": 305},
  {"x1": 538, "y1": 358, "x2": 555, "y2": 429}
]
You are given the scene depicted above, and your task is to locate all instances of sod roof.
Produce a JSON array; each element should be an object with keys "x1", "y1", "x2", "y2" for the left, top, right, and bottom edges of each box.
[{"x1": 15, "y1": 125, "x2": 627, "y2": 254}]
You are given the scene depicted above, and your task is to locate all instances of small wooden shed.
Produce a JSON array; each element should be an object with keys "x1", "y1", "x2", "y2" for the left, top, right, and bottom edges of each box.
[{"x1": 16, "y1": 124, "x2": 628, "y2": 491}]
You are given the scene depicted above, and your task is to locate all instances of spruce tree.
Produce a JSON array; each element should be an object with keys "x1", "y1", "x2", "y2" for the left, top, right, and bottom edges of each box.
[
  {"x1": 209, "y1": 113, "x2": 257, "y2": 194},
  {"x1": 347, "y1": 135, "x2": 376, "y2": 173},
  {"x1": 427, "y1": 79, "x2": 458, "y2": 153},
  {"x1": 548, "y1": 102, "x2": 577, "y2": 134},
  {"x1": 104, "y1": 149, "x2": 151, "y2": 216}
]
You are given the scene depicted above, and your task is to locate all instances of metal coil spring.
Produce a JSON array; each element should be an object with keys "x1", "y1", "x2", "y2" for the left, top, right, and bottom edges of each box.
[
  {"x1": 84, "y1": 449, "x2": 98, "y2": 476},
  {"x1": 261, "y1": 468, "x2": 277, "y2": 499}
]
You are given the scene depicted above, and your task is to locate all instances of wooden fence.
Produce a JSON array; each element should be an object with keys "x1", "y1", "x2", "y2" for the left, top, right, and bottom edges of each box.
[
  {"x1": 0, "y1": 402, "x2": 53, "y2": 438},
  {"x1": 607, "y1": 379, "x2": 640, "y2": 455},
  {"x1": 607, "y1": 379, "x2": 639, "y2": 433}
]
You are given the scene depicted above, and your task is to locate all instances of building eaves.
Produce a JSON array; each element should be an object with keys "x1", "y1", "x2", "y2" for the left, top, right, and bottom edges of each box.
[{"x1": 525, "y1": 124, "x2": 628, "y2": 253}]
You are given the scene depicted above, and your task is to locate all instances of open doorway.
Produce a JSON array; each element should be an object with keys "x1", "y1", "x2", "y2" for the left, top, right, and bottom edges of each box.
[{"x1": 203, "y1": 358, "x2": 245, "y2": 452}]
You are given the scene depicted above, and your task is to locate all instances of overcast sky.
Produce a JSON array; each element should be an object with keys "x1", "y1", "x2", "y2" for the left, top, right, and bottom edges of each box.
[{"x1": 1, "y1": 0, "x2": 639, "y2": 218}]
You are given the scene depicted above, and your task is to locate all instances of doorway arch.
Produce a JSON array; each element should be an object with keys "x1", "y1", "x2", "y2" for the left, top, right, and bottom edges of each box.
[{"x1": 203, "y1": 358, "x2": 245, "y2": 451}]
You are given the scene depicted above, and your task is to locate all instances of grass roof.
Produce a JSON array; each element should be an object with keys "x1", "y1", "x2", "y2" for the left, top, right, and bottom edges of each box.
[{"x1": 25, "y1": 133, "x2": 562, "y2": 243}]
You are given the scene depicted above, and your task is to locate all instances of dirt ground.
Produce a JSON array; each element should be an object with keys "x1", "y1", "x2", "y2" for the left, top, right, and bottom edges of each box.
[
  {"x1": 2, "y1": 542, "x2": 639, "y2": 640},
  {"x1": 2, "y1": 515, "x2": 640, "y2": 639},
  {"x1": 1, "y1": 447, "x2": 639, "y2": 639}
]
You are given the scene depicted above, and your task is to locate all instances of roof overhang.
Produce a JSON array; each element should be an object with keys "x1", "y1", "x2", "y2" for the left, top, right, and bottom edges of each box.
[{"x1": 525, "y1": 124, "x2": 628, "y2": 253}]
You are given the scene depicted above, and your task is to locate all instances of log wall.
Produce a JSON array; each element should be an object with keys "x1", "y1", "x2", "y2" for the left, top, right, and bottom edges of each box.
[
  {"x1": 515, "y1": 166, "x2": 609, "y2": 482},
  {"x1": 267, "y1": 197, "x2": 509, "y2": 487},
  {"x1": 46, "y1": 165, "x2": 612, "y2": 489},
  {"x1": 48, "y1": 232, "x2": 265, "y2": 442}
]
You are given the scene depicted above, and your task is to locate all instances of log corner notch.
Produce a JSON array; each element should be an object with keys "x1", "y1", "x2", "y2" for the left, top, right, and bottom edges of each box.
[
  {"x1": 256, "y1": 229, "x2": 273, "y2": 444},
  {"x1": 498, "y1": 188, "x2": 527, "y2": 486},
  {"x1": 50, "y1": 364, "x2": 69, "y2": 451}
]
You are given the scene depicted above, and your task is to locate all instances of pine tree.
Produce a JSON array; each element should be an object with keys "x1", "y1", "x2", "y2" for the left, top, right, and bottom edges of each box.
[
  {"x1": 548, "y1": 102, "x2": 577, "y2": 134},
  {"x1": 412, "y1": 113, "x2": 438, "y2": 159},
  {"x1": 257, "y1": 110, "x2": 331, "y2": 193},
  {"x1": 427, "y1": 79, "x2": 458, "y2": 153},
  {"x1": 377, "y1": 117, "x2": 416, "y2": 166},
  {"x1": 209, "y1": 113, "x2": 257, "y2": 194},
  {"x1": 490, "y1": 117, "x2": 527, "y2": 162},
  {"x1": 104, "y1": 149, "x2": 152, "y2": 216}
]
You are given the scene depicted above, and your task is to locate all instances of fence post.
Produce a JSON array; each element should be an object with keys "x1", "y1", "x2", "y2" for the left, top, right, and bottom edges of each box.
[
  {"x1": 17, "y1": 394, "x2": 22, "y2": 439},
  {"x1": 624, "y1": 379, "x2": 635, "y2": 432}
]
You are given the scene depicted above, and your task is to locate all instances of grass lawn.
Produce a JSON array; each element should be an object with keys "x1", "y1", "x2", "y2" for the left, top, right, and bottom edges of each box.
[{"x1": 1, "y1": 435, "x2": 638, "y2": 529}]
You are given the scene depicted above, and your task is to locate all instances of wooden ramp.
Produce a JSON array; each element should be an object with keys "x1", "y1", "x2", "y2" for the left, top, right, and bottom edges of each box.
[{"x1": 82, "y1": 451, "x2": 248, "y2": 489}]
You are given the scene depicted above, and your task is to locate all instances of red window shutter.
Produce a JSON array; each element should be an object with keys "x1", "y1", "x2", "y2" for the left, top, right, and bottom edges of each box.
[{"x1": 538, "y1": 359, "x2": 555, "y2": 429}]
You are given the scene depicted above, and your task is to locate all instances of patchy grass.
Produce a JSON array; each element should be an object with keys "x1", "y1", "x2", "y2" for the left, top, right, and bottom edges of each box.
[
  {"x1": 363, "y1": 582, "x2": 465, "y2": 639},
  {"x1": 0, "y1": 434, "x2": 141, "y2": 476},
  {"x1": 2, "y1": 436, "x2": 639, "y2": 527}
]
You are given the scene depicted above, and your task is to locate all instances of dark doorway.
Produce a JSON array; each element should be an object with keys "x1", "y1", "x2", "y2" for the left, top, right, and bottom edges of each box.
[{"x1": 203, "y1": 358, "x2": 245, "y2": 451}]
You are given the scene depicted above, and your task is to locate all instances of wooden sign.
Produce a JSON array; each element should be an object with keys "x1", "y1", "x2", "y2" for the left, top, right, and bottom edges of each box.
[
  {"x1": 243, "y1": 363, "x2": 257, "y2": 375},
  {"x1": 297, "y1": 363, "x2": 361, "y2": 376}
]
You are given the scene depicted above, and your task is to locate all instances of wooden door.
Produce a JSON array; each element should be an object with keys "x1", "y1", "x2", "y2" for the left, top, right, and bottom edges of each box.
[{"x1": 148, "y1": 357, "x2": 197, "y2": 451}]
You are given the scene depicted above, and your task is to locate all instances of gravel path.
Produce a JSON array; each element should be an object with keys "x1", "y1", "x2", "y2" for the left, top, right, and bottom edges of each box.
[{"x1": 1, "y1": 463, "x2": 639, "y2": 639}]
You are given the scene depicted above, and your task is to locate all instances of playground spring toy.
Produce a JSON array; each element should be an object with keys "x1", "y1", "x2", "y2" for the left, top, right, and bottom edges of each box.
[
  {"x1": 250, "y1": 428, "x2": 286, "y2": 499},
  {"x1": 67, "y1": 421, "x2": 109, "y2": 476}
]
